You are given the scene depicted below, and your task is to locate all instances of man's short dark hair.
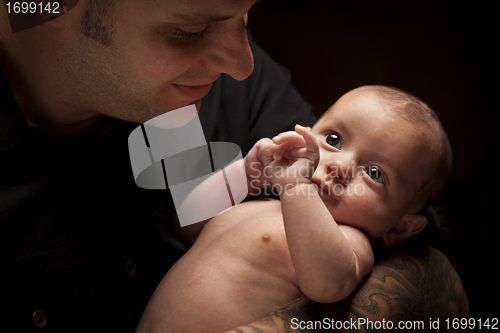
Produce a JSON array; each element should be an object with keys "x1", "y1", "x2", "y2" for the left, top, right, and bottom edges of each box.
[{"x1": 80, "y1": 0, "x2": 116, "y2": 47}]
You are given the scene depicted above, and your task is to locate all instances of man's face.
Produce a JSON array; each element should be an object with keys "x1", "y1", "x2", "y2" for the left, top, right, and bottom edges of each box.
[
  {"x1": 310, "y1": 89, "x2": 433, "y2": 239},
  {"x1": 58, "y1": 0, "x2": 256, "y2": 123}
]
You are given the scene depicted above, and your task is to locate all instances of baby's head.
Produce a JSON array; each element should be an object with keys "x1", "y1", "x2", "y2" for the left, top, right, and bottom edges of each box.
[{"x1": 310, "y1": 85, "x2": 452, "y2": 246}]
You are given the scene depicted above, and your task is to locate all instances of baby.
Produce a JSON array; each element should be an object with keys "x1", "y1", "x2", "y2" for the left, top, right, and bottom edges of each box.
[{"x1": 136, "y1": 85, "x2": 452, "y2": 333}]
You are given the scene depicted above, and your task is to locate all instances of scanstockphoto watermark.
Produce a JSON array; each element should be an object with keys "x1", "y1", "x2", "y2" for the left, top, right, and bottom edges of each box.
[
  {"x1": 248, "y1": 162, "x2": 369, "y2": 198},
  {"x1": 291, "y1": 317, "x2": 427, "y2": 331}
]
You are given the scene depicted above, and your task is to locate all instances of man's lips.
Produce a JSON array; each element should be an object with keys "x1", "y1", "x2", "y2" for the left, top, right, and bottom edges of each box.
[{"x1": 172, "y1": 82, "x2": 215, "y2": 100}]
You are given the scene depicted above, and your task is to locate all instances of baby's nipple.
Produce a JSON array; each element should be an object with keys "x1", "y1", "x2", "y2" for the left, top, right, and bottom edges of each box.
[{"x1": 261, "y1": 233, "x2": 272, "y2": 243}]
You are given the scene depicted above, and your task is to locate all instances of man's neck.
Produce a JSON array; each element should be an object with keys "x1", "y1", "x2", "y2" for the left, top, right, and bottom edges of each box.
[
  {"x1": 2, "y1": 59, "x2": 107, "y2": 137},
  {"x1": 8, "y1": 79, "x2": 107, "y2": 137},
  {"x1": 21, "y1": 108, "x2": 103, "y2": 135}
]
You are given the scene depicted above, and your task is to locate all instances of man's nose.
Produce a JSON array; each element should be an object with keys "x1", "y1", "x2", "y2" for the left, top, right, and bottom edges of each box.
[{"x1": 201, "y1": 22, "x2": 254, "y2": 81}]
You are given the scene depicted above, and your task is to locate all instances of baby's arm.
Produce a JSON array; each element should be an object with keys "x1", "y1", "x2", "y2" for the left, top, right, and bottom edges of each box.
[
  {"x1": 175, "y1": 138, "x2": 276, "y2": 245},
  {"x1": 263, "y1": 125, "x2": 374, "y2": 303},
  {"x1": 172, "y1": 158, "x2": 244, "y2": 245}
]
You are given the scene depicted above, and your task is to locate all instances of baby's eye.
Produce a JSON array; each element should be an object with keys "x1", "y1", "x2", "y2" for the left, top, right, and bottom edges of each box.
[
  {"x1": 325, "y1": 132, "x2": 342, "y2": 150},
  {"x1": 364, "y1": 166, "x2": 386, "y2": 184}
]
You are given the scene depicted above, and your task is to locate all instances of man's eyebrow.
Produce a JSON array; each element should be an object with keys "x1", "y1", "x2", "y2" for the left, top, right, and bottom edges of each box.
[{"x1": 174, "y1": 0, "x2": 263, "y2": 25}]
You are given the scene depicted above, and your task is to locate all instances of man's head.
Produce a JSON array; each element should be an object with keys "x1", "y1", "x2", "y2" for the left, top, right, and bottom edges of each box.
[
  {"x1": 311, "y1": 85, "x2": 452, "y2": 246},
  {"x1": 0, "y1": 0, "x2": 257, "y2": 132}
]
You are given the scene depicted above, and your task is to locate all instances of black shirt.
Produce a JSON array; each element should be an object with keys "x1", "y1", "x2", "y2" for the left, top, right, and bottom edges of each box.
[{"x1": 0, "y1": 35, "x2": 316, "y2": 332}]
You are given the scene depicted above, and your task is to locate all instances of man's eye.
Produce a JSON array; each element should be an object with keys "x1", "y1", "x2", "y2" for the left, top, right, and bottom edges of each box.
[
  {"x1": 325, "y1": 132, "x2": 342, "y2": 150},
  {"x1": 175, "y1": 27, "x2": 209, "y2": 41},
  {"x1": 364, "y1": 166, "x2": 386, "y2": 184}
]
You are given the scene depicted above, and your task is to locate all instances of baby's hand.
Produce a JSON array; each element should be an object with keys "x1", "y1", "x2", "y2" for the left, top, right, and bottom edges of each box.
[
  {"x1": 261, "y1": 124, "x2": 319, "y2": 188},
  {"x1": 244, "y1": 137, "x2": 276, "y2": 191}
]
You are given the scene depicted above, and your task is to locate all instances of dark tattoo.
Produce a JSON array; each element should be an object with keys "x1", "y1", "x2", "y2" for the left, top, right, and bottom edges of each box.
[{"x1": 225, "y1": 246, "x2": 469, "y2": 333}]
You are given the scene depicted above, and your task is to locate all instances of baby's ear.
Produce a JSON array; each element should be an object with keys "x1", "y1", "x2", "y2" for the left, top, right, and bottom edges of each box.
[{"x1": 381, "y1": 213, "x2": 427, "y2": 247}]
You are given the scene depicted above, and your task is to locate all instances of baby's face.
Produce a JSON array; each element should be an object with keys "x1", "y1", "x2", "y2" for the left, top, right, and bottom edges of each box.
[{"x1": 311, "y1": 88, "x2": 434, "y2": 239}]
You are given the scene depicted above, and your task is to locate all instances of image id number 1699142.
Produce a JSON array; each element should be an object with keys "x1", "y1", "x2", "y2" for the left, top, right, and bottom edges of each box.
[
  {"x1": 5, "y1": 2, "x2": 60, "y2": 14},
  {"x1": 445, "y1": 318, "x2": 498, "y2": 330}
]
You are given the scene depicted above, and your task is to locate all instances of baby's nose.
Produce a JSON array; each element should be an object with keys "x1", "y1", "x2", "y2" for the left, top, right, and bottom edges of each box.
[{"x1": 325, "y1": 163, "x2": 352, "y2": 185}]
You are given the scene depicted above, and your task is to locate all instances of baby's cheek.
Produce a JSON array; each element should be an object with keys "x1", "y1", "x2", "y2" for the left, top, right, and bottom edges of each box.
[{"x1": 340, "y1": 189, "x2": 388, "y2": 231}]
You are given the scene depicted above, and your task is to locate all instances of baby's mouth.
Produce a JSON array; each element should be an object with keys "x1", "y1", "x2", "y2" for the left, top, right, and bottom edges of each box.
[
  {"x1": 311, "y1": 180, "x2": 328, "y2": 194},
  {"x1": 312, "y1": 180, "x2": 341, "y2": 203}
]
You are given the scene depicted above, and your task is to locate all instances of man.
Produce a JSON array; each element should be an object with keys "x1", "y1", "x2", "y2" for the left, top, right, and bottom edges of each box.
[{"x1": 0, "y1": 0, "x2": 468, "y2": 332}]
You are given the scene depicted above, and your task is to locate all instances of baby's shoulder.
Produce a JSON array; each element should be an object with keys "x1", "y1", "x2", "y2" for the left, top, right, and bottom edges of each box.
[
  {"x1": 239, "y1": 197, "x2": 281, "y2": 212},
  {"x1": 221, "y1": 197, "x2": 281, "y2": 218}
]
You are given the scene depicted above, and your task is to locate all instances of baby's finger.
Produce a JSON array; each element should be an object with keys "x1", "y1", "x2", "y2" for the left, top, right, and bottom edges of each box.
[
  {"x1": 255, "y1": 137, "x2": 273, "y2": 149},
  {"x1": 259, "y1": 144, "x2": 275, "y2": 166},
  {"x1": 273, "y1": 142, "x2": 294, "y2": 160},
  {"x1": 283, "y1": 147, "x2": 309, "y2": 159},
  {"x1": 272, "y1": 131, "x2": 306, "y2": 148},
  {"x1": 294, "y1": 124, "x2": 319, "y2": 154}
]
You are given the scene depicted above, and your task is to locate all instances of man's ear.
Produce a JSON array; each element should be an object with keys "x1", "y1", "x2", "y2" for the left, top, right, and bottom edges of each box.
[{"x1": 381, "y1": 213, "x2": 427, "y2": 247}]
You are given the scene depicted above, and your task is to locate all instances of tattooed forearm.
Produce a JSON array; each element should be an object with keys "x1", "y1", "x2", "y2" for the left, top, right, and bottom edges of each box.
[{"x1": 226, "y1": 246, "x2": 469, "y2": 333}]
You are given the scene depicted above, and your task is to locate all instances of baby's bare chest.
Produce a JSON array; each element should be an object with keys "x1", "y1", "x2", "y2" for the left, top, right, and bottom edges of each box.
[{"x1": 192, "y1": 199, "x2": 298, "y2": 285}]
